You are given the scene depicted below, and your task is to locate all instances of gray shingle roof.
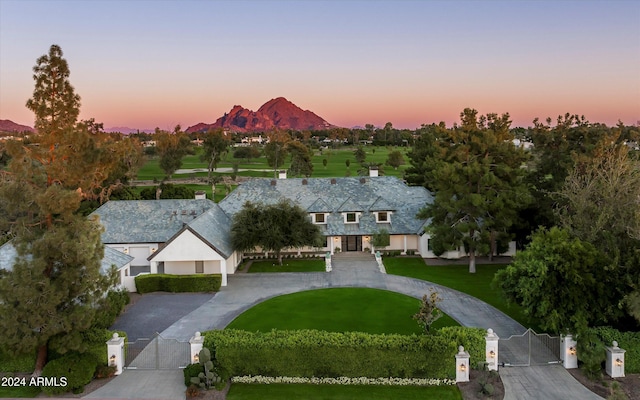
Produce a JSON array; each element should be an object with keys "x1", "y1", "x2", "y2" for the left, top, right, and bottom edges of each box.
[
  {"x1": 219, "y1": 176, "x2": 432, "y2": 235},
  {"x1": 183, "y1": 206, "x2": 234, "y2": 258},
  {"x1": 91, "y1": 199, "x2": 216, "y2": 243},
  {"x1": 101, "y1": 246, "x2": 134, "y2": 274}
]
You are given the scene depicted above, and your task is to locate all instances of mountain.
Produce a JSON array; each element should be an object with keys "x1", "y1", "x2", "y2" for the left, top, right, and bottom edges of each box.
[
  {"x1": 0, "y1": 119, "x2": 34, "y2": 133},
  {"x1": 186, "y1": 97, "x2": 333, "y2": 133}
]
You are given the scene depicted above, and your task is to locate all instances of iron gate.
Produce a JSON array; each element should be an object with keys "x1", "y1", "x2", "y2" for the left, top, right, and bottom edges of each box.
[
  {"x1": 499, "y1": 328, "x2": 561, "y2": 367},
  {"x1": 124, "y1": 333, "x2": 190, "y2": 370}
]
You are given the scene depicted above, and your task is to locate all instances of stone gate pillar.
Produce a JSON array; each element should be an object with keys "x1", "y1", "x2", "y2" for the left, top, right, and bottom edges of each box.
[
  {"x1": 485, "y1": 328, "x2": 499, "y2": 371},
  {"x1": 106, "y1": 333, "x2": 125, "y2": 375},
  {"x1": 190, "y1": 331, "x2": 204, "y2": 364},
  {"x1": 455, "y1": 346, "x2": 470, "y2": 383},
  {"x1": 560, "y1": 334, "x2": 578, "y2": 369},
  {"x1": 606, "y1": 341, "x2": 626, "y2": 378}
]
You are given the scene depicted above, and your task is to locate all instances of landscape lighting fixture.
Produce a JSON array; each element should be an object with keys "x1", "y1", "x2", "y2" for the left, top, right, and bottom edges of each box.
[
  {"x1": 569, "y1": 346, "x2": 576, "y2": 356},
  {"x1": 110, "y1": 354, "x2": 116, "y2": 366},
  {"x1": 194, "y1": 354, "x2": 199, "y2": 363},
  {"x1": 459, "y1": 363, "x2": 466, "y2": 372},
  {"x1": 615, "y1": 358, "x2": 623, "y2": 367},
  {"x1": 489, "y1": 350, "x2": 496, "y2": 358}
]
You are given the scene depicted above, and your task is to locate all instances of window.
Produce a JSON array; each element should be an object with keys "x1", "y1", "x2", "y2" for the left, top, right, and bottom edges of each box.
[
  {"x1": 427, "y1": 239, "x2": 433, "y2": 252},
  {"x1": 195, "y1": 261, "x2": 204, "y2": 274},
  {"x1": 314, "y1": 213, "x2": 325, "y2": 224},
  {"x1": 377, "y1": 211, "x2": 388, "y2": 222},
  {"x1": 346, "y1": 212, "x2": 357, "y2": 223}
]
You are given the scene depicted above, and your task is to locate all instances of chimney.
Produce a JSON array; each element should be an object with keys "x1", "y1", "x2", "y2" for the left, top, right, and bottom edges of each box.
[
  {"x1": 369, "y1": 166, "x2": 379, "y2": 177},
  {"x1": 194, "y1": 190, "x2": 206, "y2": 200},
  {"x1": 278, "y1": 170, "x2": 287, "y2": 179}
]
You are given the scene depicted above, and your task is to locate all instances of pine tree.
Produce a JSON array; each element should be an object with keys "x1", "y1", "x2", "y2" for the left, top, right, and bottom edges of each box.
[
  {"x1": 417, "y1": 109, "x2": 531, "y2": 273},
  {"x1": 0, "y1": 45, "x2": 116, "y2": 375}
]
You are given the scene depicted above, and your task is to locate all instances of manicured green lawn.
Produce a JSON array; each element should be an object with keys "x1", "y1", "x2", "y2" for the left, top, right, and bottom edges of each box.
[
  {"x1": 384, "y1": 258, "x2": 540, "y2": 332},
  {"x1": 0, "y1": 385, "x2": 41, "y2": 398},
  {"x1": 226, "y1": 288, "x2": 459, "y2": 334},
  {"x1": 248, "y1": 259, "x2": 325, "y2": 273},
  {"x1": 227, "y1": 383, "x2": 461, "y2": 400},
  {"x1": 137, "y1": 146, "x2": 410, "y2": 181},
  {"x1": 383, "y1": 257, "x2": 537, "y2": 330}
]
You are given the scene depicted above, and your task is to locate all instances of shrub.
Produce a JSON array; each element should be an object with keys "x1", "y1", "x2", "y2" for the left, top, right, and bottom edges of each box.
[
  {"x1": 40, "y1": 352, "x2": 98, "y2": 395},
  {"x1": 135, "y1": 274, "x2": 222, "y2": 293},
  {"x1": 434, "y1": 327, "x2": 485, "y2": 368},
  {"x1": 93, "y1": 288, "x2": 130, "y2": 329},
  {"x1": 204, "y1": 329, "x2": 461, "y2": 379},
  {"x1": 588, "y1": 326, "x2": 640, "y2": 373},
  {"x1": 0, "y1": 349, "x2": 35, "y2": 373},
  {"x1": 184, "y1": 363, "x2": 205, "y2": 387},
  {"x1": 95, "y1": 365, "x2": 116, "y2": 379}
]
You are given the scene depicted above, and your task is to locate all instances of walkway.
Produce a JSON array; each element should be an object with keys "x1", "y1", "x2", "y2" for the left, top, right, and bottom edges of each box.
[{"x1": 88, "y1": 255, "x2": 602, "y2": 400}]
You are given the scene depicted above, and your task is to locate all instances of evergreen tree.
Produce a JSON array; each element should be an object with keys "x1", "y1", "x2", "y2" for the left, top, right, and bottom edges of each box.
[
  {"x1": 417, "y1": 109, "x2": 530, "y2": 273},
  {"x1": 0, "y1": 45, "x2": 116, "y2": 375},
  {"x1": 286, "y1": 141, "x2": 314, "y2": 177}
]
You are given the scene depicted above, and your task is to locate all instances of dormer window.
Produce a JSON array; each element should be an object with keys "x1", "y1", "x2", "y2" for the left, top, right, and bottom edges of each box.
[
  {"x1": 313, "y1": 213, "x2": 327, "y2": 224},
  {"x1": 343, "y1": 212, "x2": 361, "y2": 224},
  {"x1": 375, "y1": 211, "x2": 391, "y2": 223}
]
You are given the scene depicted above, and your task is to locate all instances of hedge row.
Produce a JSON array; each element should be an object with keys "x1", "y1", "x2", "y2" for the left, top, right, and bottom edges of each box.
[
  {"x1": 589, "y1": 326, "x2": 640, "y2": 373},
  {"x1": 135, "y1": 274, "x2": 221, "y2": 293},
  {"x1": 204, "y1": 328, "x2": 485, "y2": 379}
]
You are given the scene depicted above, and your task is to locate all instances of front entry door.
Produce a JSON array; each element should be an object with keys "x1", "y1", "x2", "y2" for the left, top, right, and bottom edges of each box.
[{"x1": 341, "y1": 236, "x2": 362, "y2": 251}]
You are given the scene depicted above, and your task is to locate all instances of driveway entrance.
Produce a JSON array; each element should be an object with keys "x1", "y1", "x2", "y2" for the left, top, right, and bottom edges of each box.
[{"x1": 499, "y1": 328, "x2": 561, "y2": 367}]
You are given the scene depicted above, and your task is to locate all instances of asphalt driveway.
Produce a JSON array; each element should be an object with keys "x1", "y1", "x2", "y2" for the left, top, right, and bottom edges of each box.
[{"x1": 110, "y1": 292, "x2": 215, "y2": 341}]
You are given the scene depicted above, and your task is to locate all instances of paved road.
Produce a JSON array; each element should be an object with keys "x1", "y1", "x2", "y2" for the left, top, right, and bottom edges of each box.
[{"x1": 89, "y1": 257, "x2": 602, "y2": 400}]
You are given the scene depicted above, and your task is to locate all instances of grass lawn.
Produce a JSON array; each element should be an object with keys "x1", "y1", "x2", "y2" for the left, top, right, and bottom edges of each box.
[
  {"x1": 226, "y1": 383, "x2": 461, "y2": 400},
  {"x1": 0, "y1": 385, "x2": 41, "y2": 398},
  {"x1": 226, "y1": 288, "x2": 459, "y2": 334},
  {"x1": 383, "y1": 257, "x2": 538, "y2": 330},
  {"x1": 136, "y1": 146, "x2": 411, "y2": 181},
  {"x1": 248, "y1": 259, "x2": 325, "y2": 273}
]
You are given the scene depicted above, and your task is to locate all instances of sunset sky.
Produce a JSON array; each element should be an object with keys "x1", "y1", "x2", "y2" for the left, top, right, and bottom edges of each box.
[{"x1": 1, "y1": 0, "x2": 638, "y2": 130}]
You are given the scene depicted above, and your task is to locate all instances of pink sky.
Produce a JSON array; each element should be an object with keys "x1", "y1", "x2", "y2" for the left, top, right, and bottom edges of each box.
[{"x1": 1, "y1": 1, "x2": 638, "y2": 130}]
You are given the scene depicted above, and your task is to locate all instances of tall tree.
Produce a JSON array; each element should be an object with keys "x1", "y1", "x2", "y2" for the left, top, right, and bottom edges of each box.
[
  {"x1": 264, "y1": 129, "x2": 291, "y2": 175},
  {"x1": 353, "y1": 146, "x2": 367, "y2": 164},
  {"x1": 555, "y1": 135, "x2": 640, "y2": 324},
  {"x1": 0, "y1": 45, "x2": 115, "y2": 375},
  {"x1": 156, "y1": 126, "x2": 193, "y2": 179},
  {"x1": 230, "y1": 200, "x2": 322, "y2": 265},
  {"x1": 417, "y1": 109, "x2": 530, "y2": 273},
  {"x1": 200, "y1": 128, "x2": 230, "y2": 182},
  {"x1": 493, "y1": 227, "x2": 610, "y2": 334},
  {"x1": 385, "y1": 150, "x2": 405, "y2": 169},
  {"x1": 25, "y1": 44, "x2": 80, "y2": 135},
  {"x1": 286, "y1": 141, "x2": 314, "y2": 177}
]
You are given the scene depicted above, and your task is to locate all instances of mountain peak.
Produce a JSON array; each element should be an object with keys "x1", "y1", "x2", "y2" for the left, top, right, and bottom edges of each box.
[{"x1": 186, "y1": 98, "x2": 333, "y2": 133}]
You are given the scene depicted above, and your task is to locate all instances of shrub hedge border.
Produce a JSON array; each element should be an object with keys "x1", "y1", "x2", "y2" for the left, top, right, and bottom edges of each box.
[
  {"x1": 588, "y1": 326, "x2": 640, "y2": 373},
  {"x1": 135, "y1": 274, "x2": 222, "y2": 293},
  {"x1": 203, "y1": 327, "x2": 484, "y2": 380}
]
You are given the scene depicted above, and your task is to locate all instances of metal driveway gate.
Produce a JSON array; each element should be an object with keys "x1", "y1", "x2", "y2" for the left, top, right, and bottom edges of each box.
[
  {"x1": 499, "y1": 328, "x2": 561, "y2": 367},
  {"x1": 124, "y1": 333, "x2": 190, "y2": 370}
]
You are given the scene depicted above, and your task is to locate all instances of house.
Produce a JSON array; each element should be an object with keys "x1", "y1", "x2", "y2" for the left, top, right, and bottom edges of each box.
[
  {"x1": 1, "y1": 172, "x2": 515, "y2": 292},
  {"x1": 0, "y1": 241, "x2": 134, "y2": 290}
]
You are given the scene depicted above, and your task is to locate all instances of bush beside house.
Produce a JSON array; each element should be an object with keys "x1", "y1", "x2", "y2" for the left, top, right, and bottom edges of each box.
[{"x1": 135, "y1": 274, "x2": 222, "y2": 293}]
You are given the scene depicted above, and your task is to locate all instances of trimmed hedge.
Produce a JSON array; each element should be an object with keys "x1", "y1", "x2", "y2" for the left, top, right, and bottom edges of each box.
[
  {"x1": 437, "y1": 326, "x2": 486, "y2": 368},
  {"x1": 135, "y1": 274, "x2": 222, "y2": 293},
  {"x1": 589, "y1": 326, "x2": 640, "y2": 373},
  {"x1": 203, "y1": 329, "x2": 485, "y2": 379},
  {"x1": 41, "y1": 352, "x2": 98, "y2": 395}
]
